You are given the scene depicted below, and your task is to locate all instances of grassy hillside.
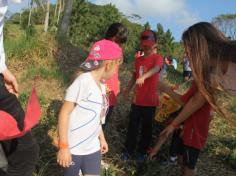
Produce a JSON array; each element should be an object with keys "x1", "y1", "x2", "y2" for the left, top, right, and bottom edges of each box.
[{"x1": 4, "y1": 24, "x2": 236, "y2": 176}]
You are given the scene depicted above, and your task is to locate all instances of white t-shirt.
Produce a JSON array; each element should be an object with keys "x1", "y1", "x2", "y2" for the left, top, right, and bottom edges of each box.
[{"x1": 65, "y1": 72, "x2": 106, "y2": 155}]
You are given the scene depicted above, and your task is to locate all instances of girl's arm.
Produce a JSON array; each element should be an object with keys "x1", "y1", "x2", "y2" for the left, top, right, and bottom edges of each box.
[
  {"x1": 57, "y1": 101, "x2": 75, "y2": 168},
  {"x1": 136, "y1": 66, "x2": 161, "y2": 86},
  {"x1": 99, "y1": 129, "x2": 108, "y2": 154},
  {"x1": 161, "y1": 91, "x2": 206, "y2": 138},
  {"x1": 148, "y1": 134, "x2": 168, "y2": 160}
]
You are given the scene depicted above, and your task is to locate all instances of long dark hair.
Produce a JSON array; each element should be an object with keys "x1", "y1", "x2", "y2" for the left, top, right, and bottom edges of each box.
[
  {"x1": 182, "y1": 22, "x2": 236, "y2": 119},
  {"x1": 105, "y1": 23, "x2": 128, "y2": 44}
]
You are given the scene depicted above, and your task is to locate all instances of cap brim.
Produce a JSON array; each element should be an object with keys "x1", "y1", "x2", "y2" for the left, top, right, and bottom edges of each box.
[
  {"x1": 141, "y1": 40, "x2": 156, "y2": 46},
  {"x1": 79, "y1": 60, "x2": 103, "y2": 71}
]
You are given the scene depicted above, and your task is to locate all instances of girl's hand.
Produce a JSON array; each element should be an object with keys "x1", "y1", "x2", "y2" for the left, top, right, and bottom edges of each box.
[
  {"x1": 148, "y1": 150, "x2": 157, "y2": 160},
  {"x1": 100, "y1": 138, "x2": 108, "y2": 154},
  {"x1": 160, "y1": 124, "x2": 175, "y2": 138},
  {"x1": 57, "y1": 148, "x2": 72, "y2": 168}
]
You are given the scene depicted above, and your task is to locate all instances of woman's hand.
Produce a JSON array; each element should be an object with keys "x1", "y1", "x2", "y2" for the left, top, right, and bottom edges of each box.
[{"x1": 57, "y1": 148, "x2": 72, "y2": 168}]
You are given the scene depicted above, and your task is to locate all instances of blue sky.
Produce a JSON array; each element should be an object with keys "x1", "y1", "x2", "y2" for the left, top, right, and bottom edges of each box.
[{"x1": 8, "y1": 0, "x2": 236, "y2": 41}]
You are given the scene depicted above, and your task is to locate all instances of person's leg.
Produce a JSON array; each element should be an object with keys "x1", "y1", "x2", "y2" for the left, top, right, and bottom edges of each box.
[
  {"x1": 124, "y1": 104, "x2": 141, "y2": 155},
  {"x1": 64, "y1": 155, "x2": 82, "y2": 176},
  {"x1": 183, "y1": 71, "x2": 189, "y2": 82},
  {"x1": 182, "y1": 145, "x2": 200, "y2": 176},
  {"x1": 169, "y1": 129, "x2": 182, "y2": 162},
  {"x1": 183, "y1": 166, "x2": 195, "y2": 176},
  {"x1": 0, "y1": 75, "x2": 39, "y2": 176},
  {"x1": 1, "y1": 132, "x2": 39, "y2": 176},
  {"x1": 138, "y1": 106, "x2": 156, "y2": 155},
  {"x1": 81, "y1": 150, "x2": 101, "y2": 176}
]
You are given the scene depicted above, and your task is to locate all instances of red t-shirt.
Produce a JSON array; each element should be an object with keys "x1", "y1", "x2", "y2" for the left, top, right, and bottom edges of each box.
[
  {"x1": 104, "y1": 66, "x2": 119, "y2": 106},
  {"x1": 133, "y1": 54, "x2": 163, "y2": 106},
  {"x1": 181, "y1": 82, "x2": 212, "y2": 150}
]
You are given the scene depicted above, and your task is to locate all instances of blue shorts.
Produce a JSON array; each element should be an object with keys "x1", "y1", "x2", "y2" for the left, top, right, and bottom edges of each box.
[{"x1": 64, "y1": 150, "x2": 101, "y2": 176}]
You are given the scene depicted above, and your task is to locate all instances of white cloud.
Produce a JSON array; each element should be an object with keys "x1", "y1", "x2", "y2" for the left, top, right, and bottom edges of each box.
[{"x1": 93, "y1": 0, "x2": 200, "y2": 27}]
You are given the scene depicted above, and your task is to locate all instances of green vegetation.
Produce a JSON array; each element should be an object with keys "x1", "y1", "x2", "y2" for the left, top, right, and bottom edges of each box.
[{"x1": 4, "y1": 2, "x2": 236, "y2": 175}]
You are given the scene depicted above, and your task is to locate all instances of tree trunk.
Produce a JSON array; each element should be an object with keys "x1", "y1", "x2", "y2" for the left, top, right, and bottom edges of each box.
[
  {"x1": 44, "y1": 0, "x2": 50, "y2": 32},
  {"x1": 57, "y1": 0, "x2": 62, "y2": 25},
  {"x1": 58, "y1": 0, "x2": 73, "y2": 38},
  {"x1": 28, "y1": 0, "x2": 33, "y2": 27},
  {"x1": 54, "y1": 0, "x2": 58, "y2": 18}
]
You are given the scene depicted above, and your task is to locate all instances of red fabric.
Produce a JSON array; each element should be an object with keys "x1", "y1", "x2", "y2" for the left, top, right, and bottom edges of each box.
[
  {"x1": 133, "y1": 54, "x2": 163, "y2": 106},
  {"x1": 181, "y1": 82, "x2": 212, "y2": 149},
  {"x1": 0, "y1": 88, "x2": 41, "y2": 140},
  {"x1": 104, "y1": 66, "x2": 120, "y2": 106}
]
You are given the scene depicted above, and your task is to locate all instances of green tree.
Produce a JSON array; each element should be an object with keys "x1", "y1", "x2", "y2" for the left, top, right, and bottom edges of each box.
[{"x1": 212, "y1": 14, "x2": 236, "y2": 39}]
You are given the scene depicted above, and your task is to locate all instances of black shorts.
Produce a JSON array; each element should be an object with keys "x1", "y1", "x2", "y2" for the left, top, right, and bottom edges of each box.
[
  {"x1": 176, "y1": 141, "x2": 200, "y2": 170},
  {"x1": 183, "y1": 71, "x2": 192, "y2": 78}
]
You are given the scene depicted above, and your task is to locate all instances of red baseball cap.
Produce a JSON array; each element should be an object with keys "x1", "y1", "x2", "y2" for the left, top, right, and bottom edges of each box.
[{"x1": 140, "y1": 30, "x2": 156, "y2": 47}]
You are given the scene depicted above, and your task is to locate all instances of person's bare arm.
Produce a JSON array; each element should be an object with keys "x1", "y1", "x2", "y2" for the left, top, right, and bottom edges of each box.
[
  {"x1": 161, "y1": 91, "x2": 206, "y2": 138},
  {"x1": 57, "y1": 101, "x2": 75, "y2": 168},
  {"x1": 136, "y1": 66, "x2": 161, "y2": 86}
]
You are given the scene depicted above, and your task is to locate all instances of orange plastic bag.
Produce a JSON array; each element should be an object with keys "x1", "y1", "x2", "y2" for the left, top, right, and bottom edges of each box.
[{"x1": 155, "y1": 93, "x2": 181, "y2": 123}]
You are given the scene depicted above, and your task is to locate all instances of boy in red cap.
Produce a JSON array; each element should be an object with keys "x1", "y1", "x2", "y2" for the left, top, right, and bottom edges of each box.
[{"x1": 122, "y1": 30, "x2": 163, "y2": 161}]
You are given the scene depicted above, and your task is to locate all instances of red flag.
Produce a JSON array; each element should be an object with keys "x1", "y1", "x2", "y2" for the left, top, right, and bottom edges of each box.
[{"x1": 0, "y1": 88, "x2": 41, "y2": 140}]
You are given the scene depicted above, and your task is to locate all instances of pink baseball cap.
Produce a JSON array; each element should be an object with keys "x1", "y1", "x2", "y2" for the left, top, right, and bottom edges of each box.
[
  {"x1": 140, "y1": 30, "x2": 157, "y2": 47},
  {"x1": 80, "y1": 39, "x2": 122, "y2": 71}
]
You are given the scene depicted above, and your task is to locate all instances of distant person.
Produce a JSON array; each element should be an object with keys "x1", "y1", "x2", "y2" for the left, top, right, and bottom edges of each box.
[
  {"x1": 102, "y1": 22, "x2": 128, "y2": 129},
  {"x1": 168, "y1": 56, "x2": 177, "y2": 70},
  {"x1": 161, "y1": 56, "x2": 169, "y2": 78},
  {"x1": 183, "y1": 54, "x2": 192, "y2": 81},
  {"x1": 57, "y1": 39, "x2": 122, "y2": 176},
  {"x1": 149, "y1": 81, "x2": 212, "y2": 176},
  {"x1": 0, "y1": 1, "x2": 39, "y2": 175},
  {"x1": 122, "y1": 30, "x2": 163, "y2": 161}
]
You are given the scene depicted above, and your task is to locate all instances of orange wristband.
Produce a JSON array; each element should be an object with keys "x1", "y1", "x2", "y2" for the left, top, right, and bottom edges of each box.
[{"x1": 58, "y1": 142, "x2": 69, "y2": 149}]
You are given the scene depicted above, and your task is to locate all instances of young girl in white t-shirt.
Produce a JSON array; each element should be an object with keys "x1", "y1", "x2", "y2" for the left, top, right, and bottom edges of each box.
[{"x1": 57, "y1": 39, "x2": 122, "y2": 176}]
